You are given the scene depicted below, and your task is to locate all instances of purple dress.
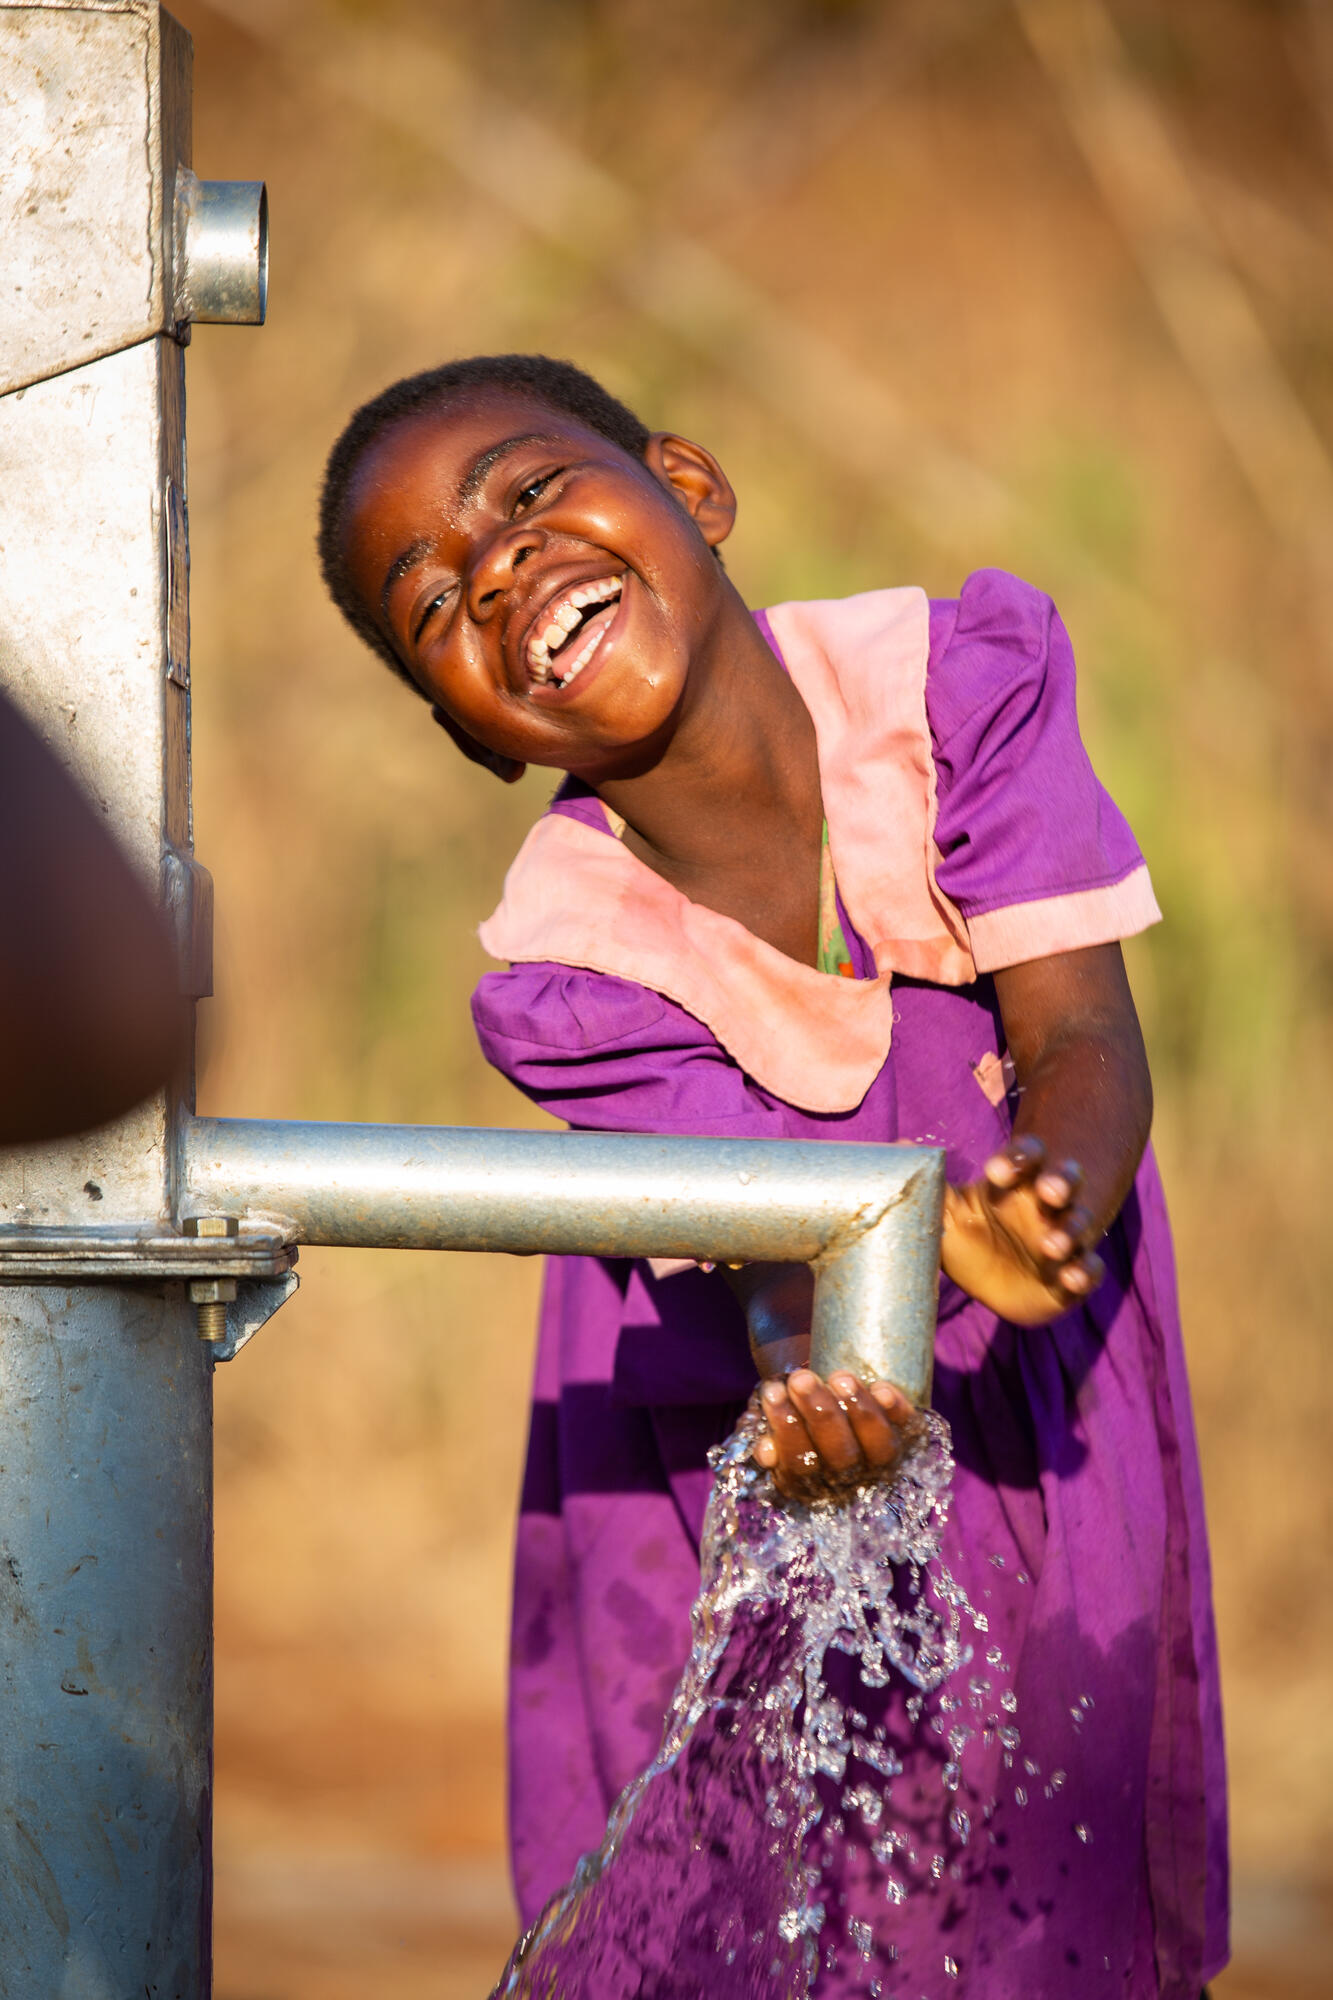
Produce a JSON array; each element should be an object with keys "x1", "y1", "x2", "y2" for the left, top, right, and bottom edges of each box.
[{"x1": 472, "y1": 573, "x2": 1228, "y2": 1996}]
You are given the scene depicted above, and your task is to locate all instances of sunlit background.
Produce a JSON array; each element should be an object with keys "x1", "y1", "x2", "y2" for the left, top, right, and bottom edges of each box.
[{"x1": 166, "y1": 2, "x2": 1332, "y2": 1993}]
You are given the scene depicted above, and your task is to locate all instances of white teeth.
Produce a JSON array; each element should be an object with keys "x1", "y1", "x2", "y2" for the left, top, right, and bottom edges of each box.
[
  {"x1": 525, "y1": 574, "x2": 624, "y2": 681},
  {"x1": 550, "y1": 621, "x2": 604, "y2": 690}
]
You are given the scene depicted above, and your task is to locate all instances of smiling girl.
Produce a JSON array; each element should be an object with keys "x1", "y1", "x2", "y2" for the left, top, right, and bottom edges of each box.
[{"x1": 318, "y1": 355, "x2": 1226, "y2": 1998}]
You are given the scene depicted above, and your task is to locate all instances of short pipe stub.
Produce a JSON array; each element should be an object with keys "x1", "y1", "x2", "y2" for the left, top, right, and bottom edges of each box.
[{"x1": 175, "y1": 172, "x2": 269, "y2": 327}]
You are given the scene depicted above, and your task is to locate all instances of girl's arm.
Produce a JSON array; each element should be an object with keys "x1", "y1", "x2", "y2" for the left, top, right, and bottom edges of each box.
[
  {"x1": 941, "y1": 940, "x2": 1152, "y2": 1325},
  {"x1": 733, "y1": 940, "x2": 1151, "y2": 1487}
]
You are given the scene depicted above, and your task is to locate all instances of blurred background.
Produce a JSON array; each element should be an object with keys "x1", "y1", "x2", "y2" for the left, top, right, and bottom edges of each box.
[{"x1": 165, "y1": 1, "x2": 1331, "y2": 1993}]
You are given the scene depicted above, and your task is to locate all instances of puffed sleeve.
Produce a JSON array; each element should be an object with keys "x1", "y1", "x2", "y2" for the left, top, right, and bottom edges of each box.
[
  {"x1": 470, "y1": 961, "x2": 806, "y2": 1139},
  {"x1": 927, "y1": 570, "x2": 1160, "y2": 974}
]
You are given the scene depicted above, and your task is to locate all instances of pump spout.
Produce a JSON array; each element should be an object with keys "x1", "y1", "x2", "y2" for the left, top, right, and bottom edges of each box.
[{"x1": 181, "y1": 1116, "x2": 945, "y2": 1404}]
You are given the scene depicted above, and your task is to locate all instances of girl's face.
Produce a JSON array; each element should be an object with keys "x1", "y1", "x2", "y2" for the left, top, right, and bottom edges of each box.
[{"x1": 340, "y1": 388, "x2": 738, "y2": 780}]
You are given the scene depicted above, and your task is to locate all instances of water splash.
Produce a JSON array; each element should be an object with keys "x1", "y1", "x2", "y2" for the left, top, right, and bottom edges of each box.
[{"x1": 493, "y1": 1393, "x2": 988, "y2": 1999}]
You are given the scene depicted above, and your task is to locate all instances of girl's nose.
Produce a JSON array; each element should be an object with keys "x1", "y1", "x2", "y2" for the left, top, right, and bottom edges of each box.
[{"x1": 467, "y1": 523, "x2": 542, "y2": 620}]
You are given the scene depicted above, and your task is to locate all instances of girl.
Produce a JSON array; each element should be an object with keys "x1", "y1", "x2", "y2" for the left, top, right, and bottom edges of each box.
[{"x1": 318, "y1": 354, "x2": 1227, "y2": 1998}]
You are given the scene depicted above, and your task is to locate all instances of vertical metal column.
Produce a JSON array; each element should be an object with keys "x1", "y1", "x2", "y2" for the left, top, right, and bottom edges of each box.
[{"x1": 0, "y1": 9, "x2": 255, "y2": 1990}]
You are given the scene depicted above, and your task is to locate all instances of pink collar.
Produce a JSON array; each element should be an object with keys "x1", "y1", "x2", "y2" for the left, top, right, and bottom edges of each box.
[{"x1": 478, "y1": 587, "x2": 974, "y2": 1113}]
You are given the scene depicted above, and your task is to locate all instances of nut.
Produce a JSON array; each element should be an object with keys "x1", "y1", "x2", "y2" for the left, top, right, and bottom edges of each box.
[{"x1": 188, "y1": 1277, "x2": 238, "y2": 1305}]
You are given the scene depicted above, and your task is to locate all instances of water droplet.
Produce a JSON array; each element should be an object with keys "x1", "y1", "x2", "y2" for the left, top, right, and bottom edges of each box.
[
  {"x1": 988, "y1": 1552, "x2": 1006, "y2": 1568},
  {"x1": 1000, "y1": 1690, "x2": 1019, "y2": 1713},
  {"x1": 1015, "y1": 1571, "x2": 1030, "y2": 1585},
  {"x1": 949, "y1": 1807, "x2": 972, "y2": 1843},
  {"x1": 848, "y1": 1915, "x2": 875, "y2": 1960},
  {"x1": 1080, "y1": 1693, "x2": 1094, "y2": 1709},
  {"x1": 1074, "y1": 1822, "x2": 1093, "y2": 1843},
  {"x1": 985, "y1": 1645, "x2": 1004, "y2": 1666},
  {"x1": 1051, "y1": 1769, "x2": 1066, "y2": 1790},
  {"x1": 1014, "y1": 1786, "x2": 1027, "y2": 1806},
  {"x1": 998, "y1": 1724, "x2": 1021, "y2": 1751},
  {"x1": 944, "y1": 1956, "x2": 960, "y2": 1978},
  {"x1": 842, "y1": 1783, "x2": 883, "y2": 1827},
  {"x1": 1023, "y1": 1757, "x2": 1040, "y2": 1776}
]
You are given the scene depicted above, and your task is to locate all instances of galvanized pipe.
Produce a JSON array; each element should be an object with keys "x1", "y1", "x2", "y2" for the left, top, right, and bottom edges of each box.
[
  {"x1": 0, "y1": 1285, "x2": 212, "y2": 1990},
  {"x1": 183, "y1": 1116, "x2": 946, "y2": 1402}
]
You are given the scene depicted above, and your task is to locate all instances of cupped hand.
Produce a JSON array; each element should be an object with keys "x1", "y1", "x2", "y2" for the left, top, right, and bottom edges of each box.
[
  {"x1": 751, "y1": 1368, "x2": 913, "y2": 1502},
  {"x1": 942, "y1": 1134, "x2": 1105, "y2": 1325}
]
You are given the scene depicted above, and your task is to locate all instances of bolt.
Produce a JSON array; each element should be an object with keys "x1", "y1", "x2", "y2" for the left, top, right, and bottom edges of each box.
[
  {"x1": 188, "y1": 1278, "x2": 237, "y2": 1343},
  {"x1": 195, "y1": 1298, "x2": 227, "y2": 1344},
  {"x1": 184, "y1": 1217, "x2": 239, "y2": 1342}
]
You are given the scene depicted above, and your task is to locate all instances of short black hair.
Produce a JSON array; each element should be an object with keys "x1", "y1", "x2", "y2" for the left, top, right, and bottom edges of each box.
[{"x1": 317, "y1": 353, "x2": 652, "y2": 689}]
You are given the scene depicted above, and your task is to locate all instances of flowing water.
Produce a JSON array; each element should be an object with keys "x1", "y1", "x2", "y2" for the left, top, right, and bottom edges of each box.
[{"x1": 493, "y1": 1394, "x2": 994, "y2": 2000}]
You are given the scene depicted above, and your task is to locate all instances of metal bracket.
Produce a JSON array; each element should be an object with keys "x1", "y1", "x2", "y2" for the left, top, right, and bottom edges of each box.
[
  {"x1": 162, "y1": 846, "x2": 215, "y2": 997},
  {"x1": 209, "y1": 1269, "x2": 300, "y2": 1364},
  {"x1": 0, "y1": 1224, "x2": 295, "y2": 1282}
]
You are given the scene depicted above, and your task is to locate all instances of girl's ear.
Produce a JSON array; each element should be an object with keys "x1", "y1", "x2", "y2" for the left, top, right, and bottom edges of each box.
[
  {"x1": 431, "y1": 704, "x2": 527, "y2": 784},
  {"x1": 644, "y1": 433, "x2": 737, "y2": 550}
]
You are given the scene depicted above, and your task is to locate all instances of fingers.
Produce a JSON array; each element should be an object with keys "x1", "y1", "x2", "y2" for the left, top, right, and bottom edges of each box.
[
  {"x1": 964, "y1": 1139, "x2": 1108, "y2": 1319},
  {"x1": 787, "y1": 1369, "x2": 864, "y2": 1477},
  {"x1": 983, "y1": 1134, "x2": 1045, "y2": 1193},
  {"x1": 1039, "y1": 1200, "x2": 1094, "y2": 1262},
  {"x1": 1035, "y1": 1159, "x2": 1083, "y2": 1214},
  {"x1": 752, "y1": 1370, "x2": 911, "y2": 1497},
  {"x1": 1036, "y1": 1186, "x2": 1103, "y2": 1298},
  {"x1": 834, "y1": 1373, "x2": 910, "y2": 1474},
  {"x1": 753, "y1": 1378, "x2": 816, "y2": 1477},
  {"x1": 1057, "y1": 1244, "x2": 1104, "y2": 1297}
]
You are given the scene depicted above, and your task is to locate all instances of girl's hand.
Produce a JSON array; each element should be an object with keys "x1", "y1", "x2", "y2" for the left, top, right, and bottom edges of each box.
[
  {"x1": 751, "y1": 1369, "x2": 912, "y2": 1502},
  {"x1": 942, "y1": 1134, "x2": 1106, "y2": 1326}
]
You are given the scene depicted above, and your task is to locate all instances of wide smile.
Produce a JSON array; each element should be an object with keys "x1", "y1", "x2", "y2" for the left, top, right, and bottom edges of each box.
[{"x1": 522, "y1": 573, "x2": 625, "y2": 696}]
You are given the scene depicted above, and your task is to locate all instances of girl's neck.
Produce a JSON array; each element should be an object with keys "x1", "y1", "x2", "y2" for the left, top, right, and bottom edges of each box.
[{"x1": 584, "y1": 589, "x2": 827, "y2": 964}]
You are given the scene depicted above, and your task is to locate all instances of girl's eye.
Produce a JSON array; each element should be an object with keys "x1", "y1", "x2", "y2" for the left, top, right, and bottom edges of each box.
[
  {"x1": 413, "y1": 586, "x2": 454, "y2": 643},
  {"x1": 513, "y1": 470, "x2": 557, "y2": 513}
]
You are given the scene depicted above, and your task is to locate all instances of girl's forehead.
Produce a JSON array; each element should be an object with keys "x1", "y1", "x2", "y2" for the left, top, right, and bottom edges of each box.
[{"x1": 353, "y1": 391, "x2": 613, "y2": 523}]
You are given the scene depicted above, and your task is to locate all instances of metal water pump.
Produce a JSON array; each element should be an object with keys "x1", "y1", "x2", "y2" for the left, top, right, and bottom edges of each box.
[{"x1": 0, "y1": 7, "x2": 944, "y2": 1991}]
